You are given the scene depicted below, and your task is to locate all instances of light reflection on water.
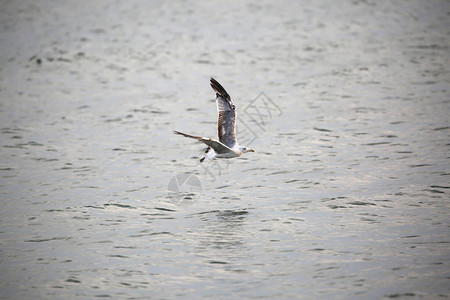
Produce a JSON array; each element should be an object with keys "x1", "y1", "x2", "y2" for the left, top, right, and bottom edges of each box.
[{"x1": 1, "y1": 0, "x2": 449, "y2": 299}]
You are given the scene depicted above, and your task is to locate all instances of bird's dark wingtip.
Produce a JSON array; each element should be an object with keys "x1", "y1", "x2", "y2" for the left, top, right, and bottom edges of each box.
[{"x1": 210, "y1": 78, "x2": 230, "y2": 99}]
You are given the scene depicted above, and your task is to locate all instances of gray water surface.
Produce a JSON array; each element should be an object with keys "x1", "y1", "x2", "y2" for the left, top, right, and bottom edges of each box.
[{"x1": 1, "y1": 0, "x2": 449, "y2": 299}]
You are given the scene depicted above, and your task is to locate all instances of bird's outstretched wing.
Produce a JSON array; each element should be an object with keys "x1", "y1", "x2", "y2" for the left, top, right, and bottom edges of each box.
[
  {"x1": 210, "y1": 78, "x2": 237, "y2": 148},
  {"x1": 173, "y1": 130, "x2": 233, "y2": 154}
]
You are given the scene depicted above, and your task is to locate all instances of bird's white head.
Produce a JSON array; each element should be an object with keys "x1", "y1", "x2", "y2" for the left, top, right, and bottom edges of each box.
[{"x1": 239, "y1": 146, "x2": 255, "y2": 155}]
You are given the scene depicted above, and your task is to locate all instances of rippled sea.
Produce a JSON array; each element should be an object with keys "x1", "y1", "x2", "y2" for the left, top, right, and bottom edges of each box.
[{"x1": 1, "y1": 0, "x2": 449, "y2": 299}]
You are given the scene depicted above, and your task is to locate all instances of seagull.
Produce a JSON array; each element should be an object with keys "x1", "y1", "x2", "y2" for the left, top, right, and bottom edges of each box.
[{"x1": 174, "y1": 78, "x2": 255, "y2": 162}]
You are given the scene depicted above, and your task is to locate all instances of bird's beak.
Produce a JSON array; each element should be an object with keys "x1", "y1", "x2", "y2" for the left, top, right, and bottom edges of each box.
[{"x1": 250, "y1": 149, "x2": 255, "y2": 152}]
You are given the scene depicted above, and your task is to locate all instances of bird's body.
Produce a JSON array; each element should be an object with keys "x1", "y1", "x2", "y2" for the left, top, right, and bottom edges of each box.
[{"x1": 174, "y1": 78, "x2": 254, "y2": 162}]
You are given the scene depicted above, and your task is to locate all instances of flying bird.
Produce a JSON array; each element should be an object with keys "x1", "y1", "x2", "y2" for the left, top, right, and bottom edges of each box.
[{"x1": 174, "y1": 78, "x2": 255, "y2": 162}]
